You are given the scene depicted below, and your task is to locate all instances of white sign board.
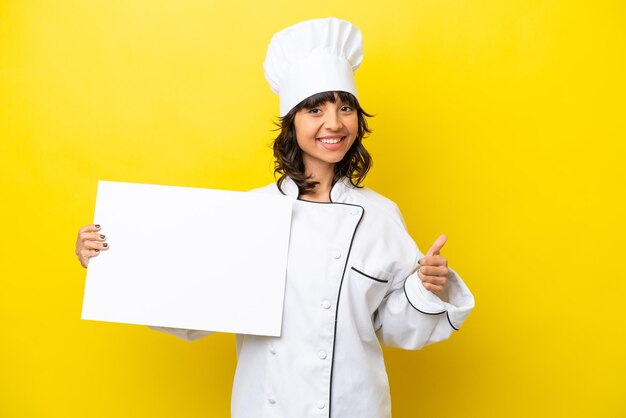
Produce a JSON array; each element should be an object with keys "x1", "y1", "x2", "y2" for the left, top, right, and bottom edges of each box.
[{"x1": 81, "y1": 181, "x2": 292, "y2": 337}]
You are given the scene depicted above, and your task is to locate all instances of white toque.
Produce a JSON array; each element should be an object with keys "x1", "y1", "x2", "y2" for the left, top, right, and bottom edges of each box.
[{"x1": 263, "y1": 17, "x2": 364, "y2": 117}]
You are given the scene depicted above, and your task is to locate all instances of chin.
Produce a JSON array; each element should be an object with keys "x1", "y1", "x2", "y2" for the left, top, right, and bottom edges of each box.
[{"x1": 325, "y1": 155, "x2": 348, "y2": 164}]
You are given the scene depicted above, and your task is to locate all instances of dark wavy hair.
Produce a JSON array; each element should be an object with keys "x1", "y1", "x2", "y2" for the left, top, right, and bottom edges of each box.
[{"x1": 273, "y1": 91, "x2": 373, "y2": 196}]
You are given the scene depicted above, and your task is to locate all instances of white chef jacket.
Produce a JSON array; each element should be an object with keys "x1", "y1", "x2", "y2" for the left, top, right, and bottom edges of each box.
[{"x1": 151, "y1": 177, "x2": 474, "y2": 418}]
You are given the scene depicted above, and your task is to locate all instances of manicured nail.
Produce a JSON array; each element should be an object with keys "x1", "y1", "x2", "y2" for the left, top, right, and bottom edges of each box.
[
  {"x1": 95, "y1": 224, "x2": 101, "y2": 229},
  {"x1": 103, "y1": 243, "x2": 108, "y2": 247},
  {"x1": 100, "y1": 235, "x2": 105, "y2": 239},
  {"x1": 95, "y1": 249, "x2": 100, "y2": 252}
]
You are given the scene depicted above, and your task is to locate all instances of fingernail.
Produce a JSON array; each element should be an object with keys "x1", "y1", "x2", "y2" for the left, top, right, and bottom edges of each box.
[
  {"x1": 95, "y1": 249, "x2": 100, "y2": 252},
  {"x1": 95, "y1": 224, "x2": 101, "y2": 229},
  {"x1": 100, "y1": 235, "x2": 105, "y2": 239},
  {"x1": 103, "y1": 243, "x2": 108, "y2": 247}
]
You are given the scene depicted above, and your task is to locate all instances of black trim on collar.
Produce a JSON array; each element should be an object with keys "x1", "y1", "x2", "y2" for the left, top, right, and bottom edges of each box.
[{"x1": 296, "y1": 198, "x2": 333, "y2": 203}]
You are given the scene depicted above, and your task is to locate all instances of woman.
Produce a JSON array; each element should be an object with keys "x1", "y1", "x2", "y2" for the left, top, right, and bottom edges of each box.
[{"x1": 75, "y1": 17, "x2": 474, "y2": 418}]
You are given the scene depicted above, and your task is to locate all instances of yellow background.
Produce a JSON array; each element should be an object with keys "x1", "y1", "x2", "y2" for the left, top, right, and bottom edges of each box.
[{"x1": 1, "y1": 1, "x2": 624, "y2": 417}]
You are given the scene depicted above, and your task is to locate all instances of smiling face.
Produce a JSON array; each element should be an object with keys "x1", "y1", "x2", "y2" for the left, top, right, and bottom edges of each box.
[{"x1": 293, "y1": 92, "x2": 359, "y2": 175}]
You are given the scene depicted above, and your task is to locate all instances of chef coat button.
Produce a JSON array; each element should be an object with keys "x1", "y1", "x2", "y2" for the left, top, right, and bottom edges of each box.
[
  {"x1": 318, "y1": 350, "x2": 327, "y2": 360},
  {"x1": 321, "y1": 299, "x2": 331, "y2": 309},
  {"x1": 267, "y1": 396, "x2": 276, "y2": 405},
  {"x1": 316, "y1": 400, "x2": 326, "y2": 409},
  {"x1": 269, "y1": 344, "x2": 276, "y2": 355},
  {"x1": 349, "y1": 208, "x2": 358, "y2": 216},
  {"x1": 332, "y1": 250, "x2": 341, "y2": 259}
]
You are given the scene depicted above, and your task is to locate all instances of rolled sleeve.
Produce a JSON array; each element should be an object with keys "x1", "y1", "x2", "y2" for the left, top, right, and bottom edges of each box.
[
  {"x1": 404, "y1": 268, "x2": 474, "y2": 331},
  {"x1": 376, "y1": 266, "x2": 474, "y2": 350}
]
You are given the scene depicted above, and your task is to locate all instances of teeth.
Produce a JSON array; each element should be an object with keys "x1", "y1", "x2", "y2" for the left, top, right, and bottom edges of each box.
[{"x1": 319, "y1": 138, "x2": 342, "y2": 144}]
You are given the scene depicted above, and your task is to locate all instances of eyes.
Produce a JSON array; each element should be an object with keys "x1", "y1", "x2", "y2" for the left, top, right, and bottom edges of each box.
[{"x1": 306, "y1": 105, "x2": 354, "y2": 114}]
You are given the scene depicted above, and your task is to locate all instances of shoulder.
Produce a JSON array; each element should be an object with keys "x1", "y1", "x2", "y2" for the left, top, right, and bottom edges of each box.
[{"x1": 347, "y1": 185, "x2": 408, "y2": 229}]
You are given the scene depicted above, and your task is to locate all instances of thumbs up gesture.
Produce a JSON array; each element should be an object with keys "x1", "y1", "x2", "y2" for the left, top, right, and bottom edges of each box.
[{"x1": 418, "y1": 234, "x2": 450, "y2": 300}]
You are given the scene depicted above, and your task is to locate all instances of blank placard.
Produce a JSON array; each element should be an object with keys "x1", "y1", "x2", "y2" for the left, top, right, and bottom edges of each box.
[{"x1": 81, "y1": 181, "x2": 292, "y2": 336}]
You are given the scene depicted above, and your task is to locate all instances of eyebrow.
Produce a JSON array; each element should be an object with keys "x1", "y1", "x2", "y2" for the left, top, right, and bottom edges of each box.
[{"x1": 312, "y1": 100, "x2": 351, "y2": 107}]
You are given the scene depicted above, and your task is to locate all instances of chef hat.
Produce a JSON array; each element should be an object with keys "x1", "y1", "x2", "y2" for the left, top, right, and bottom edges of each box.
[{"x1": 263, "y1": 17, "x2": 363, "y2": 117}]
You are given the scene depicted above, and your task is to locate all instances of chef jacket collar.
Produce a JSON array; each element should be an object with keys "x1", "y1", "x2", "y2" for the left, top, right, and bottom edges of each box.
[{"x1": 283, "y1": 176, "x2": 351, "y2": 203}]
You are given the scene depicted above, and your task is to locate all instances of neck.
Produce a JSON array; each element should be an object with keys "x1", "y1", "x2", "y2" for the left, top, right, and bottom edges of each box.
[{"x1": 299, "y1": 160, "x2": 335, "y2": 202}]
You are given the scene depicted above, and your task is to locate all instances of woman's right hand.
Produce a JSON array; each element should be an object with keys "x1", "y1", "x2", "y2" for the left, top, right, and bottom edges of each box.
[{"x1": 75, "y1": 224, "x2": 109, "y2": 268}]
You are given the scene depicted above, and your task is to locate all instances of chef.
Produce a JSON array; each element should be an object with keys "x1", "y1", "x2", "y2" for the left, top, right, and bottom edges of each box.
[{"x1": 75, "y1": 17, "x2": 474, "y2": 418}]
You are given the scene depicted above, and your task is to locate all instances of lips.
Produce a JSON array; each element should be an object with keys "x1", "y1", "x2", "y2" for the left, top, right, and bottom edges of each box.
[
  {"x1": 316, "y1": 136, "x2": 345, "y2": 151},
  {"x1": 317, "y1": 137, "x2": 344, "y2": 144}
]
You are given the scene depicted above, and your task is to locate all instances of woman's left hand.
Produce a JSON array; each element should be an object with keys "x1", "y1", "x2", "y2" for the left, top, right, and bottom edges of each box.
[{"x1": 418, "y1": 234, "x2": 450, "y2": 301}]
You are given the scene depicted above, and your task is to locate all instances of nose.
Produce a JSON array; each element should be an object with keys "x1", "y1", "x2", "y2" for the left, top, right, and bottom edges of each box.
[{"x1": 324, "y1": 109, "x2": 343, "y2": 131}]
